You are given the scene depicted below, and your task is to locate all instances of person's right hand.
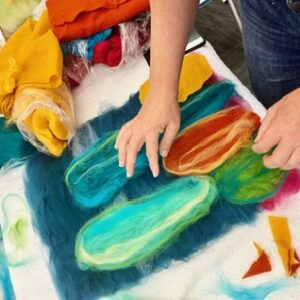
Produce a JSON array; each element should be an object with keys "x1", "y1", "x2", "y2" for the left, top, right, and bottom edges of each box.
[{"x1": 115, "y1": 90, "x2": 180, "y2": 178}]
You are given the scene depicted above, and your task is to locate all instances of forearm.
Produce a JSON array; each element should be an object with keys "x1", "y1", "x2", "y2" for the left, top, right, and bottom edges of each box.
[{"x1": 149, "y1": 0, "x2": 199, "y2": 98}]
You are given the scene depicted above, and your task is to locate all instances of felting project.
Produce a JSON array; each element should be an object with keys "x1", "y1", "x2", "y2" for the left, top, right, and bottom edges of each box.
[
  {"x1": 0, "y1": 118, "x2": 35, "y2": 167},
  {"x1": 66, "y1": 81, "x2": 235, "y2": 209},
  {"x1": 11, "y1": 82, "x2": 75, "y2": 157},
  {"x1": 0, "y1": 11, "x2": 63, "y2": 118},
  {"x1": 75, "y1": 176, "x2": 217, "y2": 271},
  {"x1": 24, "y1": 82, "x2": 259, "y2": 299},
  {"x1": 61, "y1": 29, "x2": 112, "y2": 61},
  {"x1": 139, "y1": 53, "x2": 213, "y2": 103},
  {"x1": 0, "y1": 0, "x2": 40, "y2": 34},
  {"x1": 46, "y1": 0, "x2": 150, "y2": 41},
  {"x1": 211, "y1": 142, "x2": 287, "y2": 205},
  {"x1": 164, "y1": 107, "x2": 260, "y2": 176}
]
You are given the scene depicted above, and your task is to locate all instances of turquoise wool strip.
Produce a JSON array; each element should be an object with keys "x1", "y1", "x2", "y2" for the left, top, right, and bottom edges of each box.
[
  {"x1": 180, "y1": 80, "x2": 235, "y2": 130},
  {"x1": 65, "y1": 131, "x2": 148, "y2": 208},
  {"x1": 75, "y1": 176, "x2": 218, "y2": 271}
]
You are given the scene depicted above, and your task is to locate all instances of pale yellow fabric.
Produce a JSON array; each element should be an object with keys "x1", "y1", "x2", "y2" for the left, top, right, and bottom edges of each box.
[
  {"x1": 139, "y1": 53, "x2": 213, "y2": 104},
  {"x1": 0, "y1": 0, "x2": 41, "y2": 34},
  {"x1": 0, "y1": 10, "x2": 62, "y2": 117},
  {"x1": 12, "y1": 82, "x2": 75, "y2": 157}
]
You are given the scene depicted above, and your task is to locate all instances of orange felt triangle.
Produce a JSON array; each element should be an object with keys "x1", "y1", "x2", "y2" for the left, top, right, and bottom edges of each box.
[{"x1": 242, "y1": 242, "x2": 272, "y2": 279}]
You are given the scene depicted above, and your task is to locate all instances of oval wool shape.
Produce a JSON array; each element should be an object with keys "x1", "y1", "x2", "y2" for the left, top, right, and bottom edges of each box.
[
  {"x1": 65, "y1": 131, "x2": 148, "y2": 209},
  {"x1": 211, "y1": 142, "x2": 287, "y2": 205},
  {"x1": 163, "y1": 107, "x2": 260, "y2": 176},
  {"x1": 75, "y1": 176, "x2": 217, "y2": 271}
]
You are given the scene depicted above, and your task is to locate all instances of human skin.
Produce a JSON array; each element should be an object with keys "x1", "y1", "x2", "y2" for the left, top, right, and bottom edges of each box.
[
  {"x1": 253, "y1": 88, "x2": 300, "y2": 170},
  {"x1": 115, "y1": 0, "x2": 199, "y2": 177},
  {"x1": 115, "y1": 0, "x2": 300, "y2": 176}
]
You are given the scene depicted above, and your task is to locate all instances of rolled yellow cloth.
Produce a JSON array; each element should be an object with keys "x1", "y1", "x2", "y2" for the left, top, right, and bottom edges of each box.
[
  {"x1": 12, "y1": 82, "x2": 75, "y2": 157},
  {"x1": 0, "y1": 10, "x2": 63, "y2": 117},
  {"x1": 139, "y1": 53, "x2": 213, "y2": 104}
]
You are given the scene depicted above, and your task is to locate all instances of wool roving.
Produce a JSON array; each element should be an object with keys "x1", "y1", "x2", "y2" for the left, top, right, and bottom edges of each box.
[
  {"x1": 66, "y1": 81, "x2": 237, "y2": 208},
  {"x1": 11, "y1": 82, "x2": 75, "y2": 157},
  {"x1": 0, "y1": 117, "x2": 35, "y2": 167},
  {"x1": 164, "y1": 107, "x2": 260, "y2": 176},
  {"x1": 65, "y1": 131, "x2": 149, "y2": 209},
  {"x1": 0, "y1": 263, "x2": 15, "y2": 300},
  {"x1": 75, "y1": 176, "x2": 217, "y2": 271},
  {"x1": 180, "y1": 80, "x2": 236, "y2": 130},
  {"x1": 0, "y1": 194, "x2": 36, "y2": 266},
  {"x1": 211, "y1": 142, "x2": 287, "y2": 205},
  {"x1": 139, "y1": 53, "x2": 213, "y2": 104},
  {"x1": 61, "y1": 29, "x2": 112, "y2": 61}
]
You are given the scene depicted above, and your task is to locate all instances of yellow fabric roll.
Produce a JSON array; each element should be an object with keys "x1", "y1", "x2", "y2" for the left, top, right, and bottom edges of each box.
[
  {"x1": 0, "y1": 10, "x2": 62, "y2": 117},
  {"x1": 139, "y1": 53, "x2": 213, "y2": 104},
  {"x1": 12, "y1": 82, "x2": 75, "y2": 157}
]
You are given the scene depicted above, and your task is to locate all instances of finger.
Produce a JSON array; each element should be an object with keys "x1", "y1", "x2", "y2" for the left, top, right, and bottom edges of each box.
[
  {"x1": 125, "y1": 137, "x2": 144, "y2": 178},
  {"x1": 146, "y1": 133, "x2": 160, "y2": 177},
  {"x1": 117, "y1": 130, "x2": 132, "y2": 168},
  {"x1": 252, "y1": 125, "x2": 280, "y2": 154},
  {"x1": 255, "y1": 107, "x2": 277, "y2": 142},
  {"x1": 282, "y1": 146, "x2": 300, "y2": 170},
  {"x1": 159, "y1": 122, "x2": 179, "y2": 157},
  {"x1": 263, "y1": 138, "x2": 294, "y2": 169},
  {"x1": 115, "y1": 122, "x2": 131, "y2": 150}
]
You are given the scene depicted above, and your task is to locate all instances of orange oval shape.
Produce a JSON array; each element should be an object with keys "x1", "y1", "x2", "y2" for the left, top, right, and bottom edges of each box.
[{"x1": 163, "y1": 107, "x2": 260, "y2": 176}]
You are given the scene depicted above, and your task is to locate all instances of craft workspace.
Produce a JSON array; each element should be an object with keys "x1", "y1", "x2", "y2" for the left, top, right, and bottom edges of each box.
[{"x1": 1, "y1": 0, "x2": 300, "y2": 299}]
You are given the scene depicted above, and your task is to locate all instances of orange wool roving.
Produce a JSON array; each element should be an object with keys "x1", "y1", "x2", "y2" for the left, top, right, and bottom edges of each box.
[
  {"x1": 46, "y1": 0, "x2": 150, "y2": 41},
  {"x1": 163, "y1": 107, "x2": 260, "y2": 176}
]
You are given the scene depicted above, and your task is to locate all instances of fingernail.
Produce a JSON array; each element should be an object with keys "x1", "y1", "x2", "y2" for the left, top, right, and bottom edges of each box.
[
  {"x1": 161, "y1": 150, "x2": 169, "y2": 158},
  {"x1": 152, "y1": 170, "x2": 159, "y2": 178},
  {"x1": 127, "y1": 171, "x2": 132, "y2": 178},
  {"x1": 119, "y1": 162, "x2": 124, "y2": 167}
]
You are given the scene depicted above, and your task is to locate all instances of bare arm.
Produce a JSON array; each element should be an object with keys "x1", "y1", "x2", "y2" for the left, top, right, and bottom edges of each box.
[
  {"x1": 149, "y1": 0, "x2": 199, "y2": 99},
  {"x1": 115, "y1": 0, "x2": 199, "y2": 177}
]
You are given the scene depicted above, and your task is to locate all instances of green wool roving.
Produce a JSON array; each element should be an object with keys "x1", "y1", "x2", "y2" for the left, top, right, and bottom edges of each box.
[{"x1": 211, "y1": 142, "x2": 287, "y2": 205}]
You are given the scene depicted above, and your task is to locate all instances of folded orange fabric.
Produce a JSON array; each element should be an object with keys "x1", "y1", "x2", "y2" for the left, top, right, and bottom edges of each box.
[{"x1": 46, "y1": 0, "x2": 150, "y2": 41}]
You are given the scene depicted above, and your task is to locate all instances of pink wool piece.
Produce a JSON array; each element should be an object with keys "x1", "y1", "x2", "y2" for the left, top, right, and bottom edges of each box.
[{"x1": 261, "y1": 169, "x2": 300, "y2": 211}]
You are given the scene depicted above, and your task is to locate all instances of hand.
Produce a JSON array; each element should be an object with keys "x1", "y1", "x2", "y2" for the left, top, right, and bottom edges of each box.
[
  {"x1": 252, "y1": 88, "x2": 300, "y2": 170},
  {"x1": 115, "y1": 91, "x2": 180, "y2": 177}
]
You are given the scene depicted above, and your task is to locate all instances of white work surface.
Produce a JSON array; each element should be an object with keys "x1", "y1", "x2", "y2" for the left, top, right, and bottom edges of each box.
[{"x1": 1, "y1": 41, "x2": 300, "y2": 300}]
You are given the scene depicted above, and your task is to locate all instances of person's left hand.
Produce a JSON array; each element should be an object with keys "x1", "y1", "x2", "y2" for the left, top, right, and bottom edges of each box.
[{"x1": 252, "y1": 88, "x2": 300, "y2": 170}]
